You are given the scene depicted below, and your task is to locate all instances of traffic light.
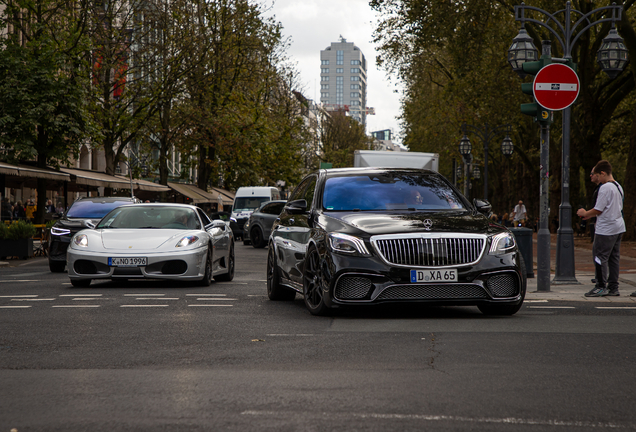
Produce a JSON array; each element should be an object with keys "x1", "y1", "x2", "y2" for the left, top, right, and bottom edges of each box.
[{"x1": 519, "y1": 57, "x2": 552, "y2": 123}]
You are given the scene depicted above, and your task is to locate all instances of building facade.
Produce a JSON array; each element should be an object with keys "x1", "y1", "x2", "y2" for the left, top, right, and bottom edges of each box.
[{"x1": 320, "y1": 36, "x2": 367, "y2": 126}]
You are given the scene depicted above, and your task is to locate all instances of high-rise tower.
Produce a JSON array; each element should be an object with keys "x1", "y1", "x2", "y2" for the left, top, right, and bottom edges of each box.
[{"x1": 320, "y1": 36, "x2": 367, "y2": 125}]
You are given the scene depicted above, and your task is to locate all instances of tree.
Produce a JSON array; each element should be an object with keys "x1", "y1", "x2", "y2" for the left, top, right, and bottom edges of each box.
[
  {"x1": 318, "y1": 110, "x2": 372, "y2": 167},
  {"x1": 371, "y1": 0, "x2": 636, "y2": 237},
  {"x1": 0, "y1": 0, "x2": 91, "y2": 223}
]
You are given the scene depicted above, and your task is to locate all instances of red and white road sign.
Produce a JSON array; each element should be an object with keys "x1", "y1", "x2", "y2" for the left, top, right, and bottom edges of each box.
[{"x1": 533, "y1": 63, "x2": 580, "y2": 111}]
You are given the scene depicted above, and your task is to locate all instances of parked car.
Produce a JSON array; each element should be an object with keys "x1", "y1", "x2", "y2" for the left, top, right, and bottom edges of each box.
[
  {"x1": 243, "y1": 200, "x2": 286, "y2": 248},
  {"x1": 267, "y1": 168, "x2": 526, "y2": 316},
  {"x1": 67, "y1": 203, "x2": 234, "y2": 287},
  {"x1": 48, "y1": 196, "x2": 140, "y2": 273}
]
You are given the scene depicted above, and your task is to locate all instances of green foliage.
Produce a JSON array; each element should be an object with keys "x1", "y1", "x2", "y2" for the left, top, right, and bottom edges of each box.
[
  {"x1": 371, "y1": 0, "x2": 636, "y2": 226},
  {"x1": 0, "y1": 221, "x2": 37, "y2": 240}
]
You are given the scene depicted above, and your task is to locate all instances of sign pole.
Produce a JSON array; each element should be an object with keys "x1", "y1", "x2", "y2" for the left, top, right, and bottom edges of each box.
[
  {"x1": 537, "y1": 122, "x2": 551, "y2": 292},
  {"x1": 554, "y1": 105, "x2": 578, "y2": 284}
]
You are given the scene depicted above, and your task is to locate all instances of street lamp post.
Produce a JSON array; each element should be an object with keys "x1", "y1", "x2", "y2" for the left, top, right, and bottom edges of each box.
[
  {"x1": 508, "y1": 2, "x2": 628, "y2": 288},
  {"x1": 458, "y1": 135, "x2": 472, "y2": 197},
  {"x1": 460, "y1": 122, "x2": 513, "y2": 202}
]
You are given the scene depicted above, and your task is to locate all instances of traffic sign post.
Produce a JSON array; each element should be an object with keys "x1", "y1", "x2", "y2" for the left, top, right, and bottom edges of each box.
[{"x1": 533, "y1": 63, "x2": 580, "y2": 111}]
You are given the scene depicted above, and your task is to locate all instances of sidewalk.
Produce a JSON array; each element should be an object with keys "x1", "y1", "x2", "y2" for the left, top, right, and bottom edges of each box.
[{"x1": 526, "y1": 233, "x2": 636, "y2": 302}]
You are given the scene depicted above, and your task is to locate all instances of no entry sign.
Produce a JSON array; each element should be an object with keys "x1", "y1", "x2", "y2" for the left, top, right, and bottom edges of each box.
[{"x1": 533, "y1": 63, "x2": 580, "y2": 111}]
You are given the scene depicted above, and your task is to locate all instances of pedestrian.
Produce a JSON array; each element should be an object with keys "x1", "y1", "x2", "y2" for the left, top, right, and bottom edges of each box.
[
  {"x1": 586, "y1": 169, "x2": 603, "y2": 285},
  {"x1": 512, "y1": 200, "x2": 527, "y2": 227},
  {"x1": 576, "y1": 160, "x2": 625, "y2": 297},
  {"x1": 45, "y1": 199, "x2": 55, "y2": 213},
  {"x1": 25, "y1": 199, "x2": 36, "y2": 221},
  {"x1": 14, "y1": 200, "x2": 26, "y2": 220}
]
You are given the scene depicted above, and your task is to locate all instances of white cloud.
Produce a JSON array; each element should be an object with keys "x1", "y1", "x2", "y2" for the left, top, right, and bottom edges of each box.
[{"x1": 262, "y1": 0, "x2": 404, "y2": 144}]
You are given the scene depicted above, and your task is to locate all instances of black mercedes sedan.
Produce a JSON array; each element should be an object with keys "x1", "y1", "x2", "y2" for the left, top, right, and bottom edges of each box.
[{"x1": 266, "y1": 168, "x2": 526, "y2": 316}]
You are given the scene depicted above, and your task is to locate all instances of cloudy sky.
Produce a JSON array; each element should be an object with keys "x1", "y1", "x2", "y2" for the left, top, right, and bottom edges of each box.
[{"x1": 262, "y1": 0, "x2": 405, "y2": 146}]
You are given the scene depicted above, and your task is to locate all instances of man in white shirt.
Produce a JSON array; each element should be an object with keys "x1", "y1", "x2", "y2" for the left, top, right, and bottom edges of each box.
[
  {"x1": 512, "y1": 200, "x2": 527, "y2": 227},
  {"x1": 577, "y1": 160, "x2": 625, "y2": 297}
]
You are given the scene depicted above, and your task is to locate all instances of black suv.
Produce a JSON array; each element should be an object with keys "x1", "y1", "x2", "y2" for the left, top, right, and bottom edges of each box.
[{"x1": 48, "y1": 197, "x2": 139, "y2": 272}]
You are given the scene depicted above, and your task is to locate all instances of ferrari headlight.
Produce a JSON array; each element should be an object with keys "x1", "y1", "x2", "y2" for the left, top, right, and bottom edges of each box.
[
  {"x1": 328, "y1": 233, "x2": 370, "y2": 256},
  {"x1": 489, "y1": 232, "x2": 515, "y2": 254},
  {"x1": 176, "y1": 235, "x2": 199, "y2": 248},
  {"x1": 73, "y1": 234, "x2": 88, "y2": 248},
  {"x1": 51, "y1": 227, "x2": 71, "y2": 236}
]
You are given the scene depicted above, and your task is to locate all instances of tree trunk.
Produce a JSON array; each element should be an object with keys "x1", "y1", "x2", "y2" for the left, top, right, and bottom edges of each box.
[{"x1": 622, "y1": 112, "x2": 636, "y2": 241}]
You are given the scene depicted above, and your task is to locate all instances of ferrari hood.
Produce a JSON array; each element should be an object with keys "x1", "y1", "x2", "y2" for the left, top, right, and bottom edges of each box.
[{"x1": 99, "y1": 229, "x2": 194, "y2": 250}]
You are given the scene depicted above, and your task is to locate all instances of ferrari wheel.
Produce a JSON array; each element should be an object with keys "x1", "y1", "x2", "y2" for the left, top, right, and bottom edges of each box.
[
  {"x1": 198, "y1": 248, "x2": 213, "y2": 286},
  {"x1": 215, "y1": 242, "x2": 235, "y2": 282}
]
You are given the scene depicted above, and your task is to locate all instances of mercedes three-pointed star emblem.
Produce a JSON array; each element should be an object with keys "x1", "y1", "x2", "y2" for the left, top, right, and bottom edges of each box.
[{"x1": 422, "y1": 219, "x2": 433, "y2": 230}]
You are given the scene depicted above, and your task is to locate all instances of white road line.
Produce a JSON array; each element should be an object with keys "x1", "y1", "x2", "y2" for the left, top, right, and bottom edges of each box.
[
  {"x1": 0, "y1": 306, "x2": 31, "y2": 309},
  {"x1": 527, "y1": 306, "x2": 576, "y2": 309},
  {"x1": 53, "y1": 305, "x2": 101, "y2": 308},
  {"x1": 0, "y1": 295, "x2": 38, "y2": 298},
  {"x1": 11, "y1": 298, "x2": 55, "y2": 302},
  {"x1": 186, "y1": 294, "x2": 226, "y2": 296},
  {"x1": 595, "y1": 307, "x2": 636, "y2": 310},
  {"x1": 135, "y1": 297, "x2": 179, "y2": 300},
  {"x1": 188, "y1": 304, "x2": 233, "y2": 307},
  {"x1": 0, "y1": 280, "x2": 39, "y2": 282},
  {"x1": 60, "y1": 294, "x2": 102, "y2": 297},
  {"x1": 120, "y1": 305, "x2": 170, "y2": 308},
  {"x1": 241, "y1": 410, "x2": 634, "y2": 429},
  {"x1": 524, "y1": 300, "x2": 548, "y2": 303},
  {"x1": 124, "y1": 293, "x2": 165, "y2": 296},
  {"x1": 196, "y1": 298, "x2": 237, "y2": 301},
  {"x1": 72, "y1": 298, "x2": 103, "y2": 301}
]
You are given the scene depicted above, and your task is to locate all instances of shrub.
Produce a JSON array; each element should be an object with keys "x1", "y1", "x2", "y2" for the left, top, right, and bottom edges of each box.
[
  {"x1": 0, "y1": 222, "x2": 8, "y2": 240},
  {"x1": 4, "y1": 220, "x2": 36, "y2": 240}
]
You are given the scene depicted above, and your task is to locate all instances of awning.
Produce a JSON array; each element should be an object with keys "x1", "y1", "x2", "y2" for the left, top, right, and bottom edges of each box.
[
  {"x1": 209, "y1": 187, "x2": 234, "y2": 205},
  {"x1": 0, "y1": 162, "x2": 71, "y2": 181},
  {"x1": 168, "y1": 182, "x2": 213, "y2": 204},
  {"x1": 59, "y1": 168, "x2": 170, "y2": 192}
]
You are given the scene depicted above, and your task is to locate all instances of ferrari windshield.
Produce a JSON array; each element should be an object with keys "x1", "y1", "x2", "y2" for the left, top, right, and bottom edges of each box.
[
  {"x1": 97, "y1": 206, "x2": 201, "y2": 230},
  {"x1": 322, "y1": 174, "x2": 465, "y2": 211}
]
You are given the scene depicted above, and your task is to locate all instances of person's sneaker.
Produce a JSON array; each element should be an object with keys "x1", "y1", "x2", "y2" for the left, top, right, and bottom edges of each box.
[
  {"x1": 585, "y1": 287, "x2": 611, "y2": 297},
  {"x1": 607, "y1": 289, "x2": 620, "y2": 296}
]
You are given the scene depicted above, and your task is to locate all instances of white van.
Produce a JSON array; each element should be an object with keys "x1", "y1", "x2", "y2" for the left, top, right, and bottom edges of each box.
[{"x1": 231, "y1": 187, "x2": 281, "y2": 239}]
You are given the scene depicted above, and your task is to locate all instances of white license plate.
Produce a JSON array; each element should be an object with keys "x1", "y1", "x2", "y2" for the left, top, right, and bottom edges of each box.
[
  {"x1": 109, "y1": 257, "x2": 147, "y2": 267},
  {"x1": 410, "y1": 269, "x2": 458, "y2": 283}
]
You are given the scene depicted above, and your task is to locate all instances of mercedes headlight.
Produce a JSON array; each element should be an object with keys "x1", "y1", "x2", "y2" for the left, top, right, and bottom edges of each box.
[
  {"x1": 489, "y1": 232, "x2": 515, "y2": 254},
  {"x1": 51, "y1": 226, "x2": 71, "y2": 236},
  {"x1": 328, "y1": 233, "x2": 370, "y2": 256}
]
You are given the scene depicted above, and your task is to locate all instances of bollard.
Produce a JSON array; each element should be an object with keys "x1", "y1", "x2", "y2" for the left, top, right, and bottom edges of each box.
[{"x1": 509, "y1": 227, "x2": 535, "y2": 278}]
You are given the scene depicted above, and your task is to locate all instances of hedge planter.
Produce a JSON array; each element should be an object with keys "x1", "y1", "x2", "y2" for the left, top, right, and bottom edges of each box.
[{"x1": 0, "y1": 238, "x2": 34, "y2": 260}]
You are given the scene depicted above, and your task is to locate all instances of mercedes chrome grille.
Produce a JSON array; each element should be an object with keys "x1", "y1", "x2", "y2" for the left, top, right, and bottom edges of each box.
[{"x1": 372, "y1": 235, "x2": 486, "y2": 267}]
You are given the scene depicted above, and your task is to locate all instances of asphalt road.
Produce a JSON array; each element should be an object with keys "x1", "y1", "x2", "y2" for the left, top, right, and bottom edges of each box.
[{"x1": 1, "y1": 245, "x2": 635, "y2": 431}]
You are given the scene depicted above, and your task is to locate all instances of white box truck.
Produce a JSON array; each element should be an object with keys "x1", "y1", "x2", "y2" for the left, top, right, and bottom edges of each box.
[{"x1": 353, "y1": 150, "x2": 439, "y2": 171}]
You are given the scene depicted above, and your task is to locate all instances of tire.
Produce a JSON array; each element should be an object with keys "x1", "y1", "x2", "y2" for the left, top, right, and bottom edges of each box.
[
  {"x1": 198, "y1": 247, "x2": 213, "y2": 286},
  {"x1": 215, "y1": 242, "x2": 235, "y2": 282},
  {"x1": 302, "y1": 246, "x2": 330, "y2": 316},
  {"x1": 49, "y1": 260, "x2": 65, "y2": 273},
  {"x1": 478, "y1": 255, "x2": 527, "y2": 316},
  {"x1": 251, "y1": 227, "x2": 266, "y2": 249},
  {"x1": 70, "y1": 279, "x2": 91, "y2": 288},
  {"x1": 267, "y1": 246, "x2": 295, "y2": 301}
]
